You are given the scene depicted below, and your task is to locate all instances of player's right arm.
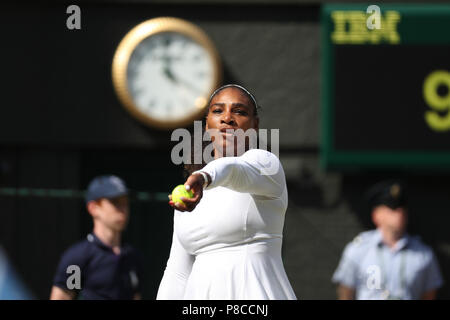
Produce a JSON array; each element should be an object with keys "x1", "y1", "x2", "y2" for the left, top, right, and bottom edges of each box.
[
  {"x1": 156, "y1": 220, "x2": 194, "y2": 300},
  {"x1": 50, "y1": 286, "x2": 76, "y2": 300}
]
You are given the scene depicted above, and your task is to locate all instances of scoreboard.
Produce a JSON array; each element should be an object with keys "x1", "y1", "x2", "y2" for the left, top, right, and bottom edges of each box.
[{"x1": 321, "y1": 4, "x2": 450, "y2": 170}]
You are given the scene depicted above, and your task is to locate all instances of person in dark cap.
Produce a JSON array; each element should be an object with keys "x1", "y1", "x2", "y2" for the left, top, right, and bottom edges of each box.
[
  {"x1": 50, "y1": 175, "x2": 143, "y2": 300},
  {"x1": 332, "y1": 180, "x2": 443, "y2": 300}
]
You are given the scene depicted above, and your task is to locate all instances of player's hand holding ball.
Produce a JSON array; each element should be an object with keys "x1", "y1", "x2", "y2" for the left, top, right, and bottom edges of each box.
[{"x1": 168, "y1": 173, "x2": 209, "y2": 212}]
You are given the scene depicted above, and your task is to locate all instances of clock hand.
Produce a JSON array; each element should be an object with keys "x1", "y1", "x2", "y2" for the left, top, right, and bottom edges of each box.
[
  {"x1": 160, "y1": 54, "x2": 203, "y2": 95},
  {"x1": 163, "y1": 65, "x2": 177, "y2": 83},
  {"x1": 161, "y1": 52, "x2": 181, "y2": 84},
  {"x1": 172, "y1": 74, "x2": 203, "y2": 96}
]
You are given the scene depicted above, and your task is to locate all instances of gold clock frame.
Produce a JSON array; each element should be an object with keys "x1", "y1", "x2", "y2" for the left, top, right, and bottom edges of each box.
[{"x1": 112, "y1": 17, "x2": 223, "y2": 130}]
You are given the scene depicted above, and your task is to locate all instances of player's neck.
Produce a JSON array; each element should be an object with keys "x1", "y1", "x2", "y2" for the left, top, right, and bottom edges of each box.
[
  {"x1": 213, "y1": 146, "x2": 246, "y2": 159},
  {"x1": 93, "y1": 225, "x2": 122, "y2": 254}
]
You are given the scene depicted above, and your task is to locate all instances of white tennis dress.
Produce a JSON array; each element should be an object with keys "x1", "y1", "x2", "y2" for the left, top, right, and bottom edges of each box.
[{"x1": 157, "y1": 149, "x2": 297, "y2": 300}]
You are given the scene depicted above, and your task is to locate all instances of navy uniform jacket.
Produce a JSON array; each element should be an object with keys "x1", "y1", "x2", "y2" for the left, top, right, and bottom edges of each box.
[{"x1": 53, "y1": 233, "x2": 143, "y2": 300}]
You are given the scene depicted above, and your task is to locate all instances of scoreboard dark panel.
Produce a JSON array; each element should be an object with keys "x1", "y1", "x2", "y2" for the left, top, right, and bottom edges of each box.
[
  {"x1": 321, "y1": 4, "x2": 450, "y2": 170},
  {"x1": 335, "y1": 45, "x2": 450, "y2": 151}
]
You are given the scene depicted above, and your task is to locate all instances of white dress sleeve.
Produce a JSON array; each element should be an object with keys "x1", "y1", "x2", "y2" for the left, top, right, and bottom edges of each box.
[
  {"x1": 156, "y1": 220, "x2": 194, "y2": 300},
  {"x1": 201, "y1": 149, "x2": 285, "y2": 198}
]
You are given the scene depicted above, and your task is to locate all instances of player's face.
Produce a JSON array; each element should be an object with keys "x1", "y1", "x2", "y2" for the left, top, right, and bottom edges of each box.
[
  {"x1": 95, "y1": 195, "x2": 130, "y2": 231},
  {"x1": 373, "y1": 205, "x2": 408, "y2": 235},
  {"x1": 206, "y1": 87, "x2": 259, "y2": 157}
]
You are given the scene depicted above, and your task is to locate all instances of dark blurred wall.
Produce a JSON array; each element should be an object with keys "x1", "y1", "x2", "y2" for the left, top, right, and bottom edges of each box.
[{"x1": 0, "y1": 1, "x2": 449, "y2": 299}]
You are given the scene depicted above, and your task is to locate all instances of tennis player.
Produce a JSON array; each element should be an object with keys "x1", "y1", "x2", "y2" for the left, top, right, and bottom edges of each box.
[{"x1": 157, "y1": 84, "x2": 297, "y2": 300}]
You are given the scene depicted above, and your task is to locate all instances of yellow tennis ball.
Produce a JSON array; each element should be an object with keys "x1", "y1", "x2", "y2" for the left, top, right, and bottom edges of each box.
[{"x1": 171, "y1": 185, "x2": 194, "y2": 205}]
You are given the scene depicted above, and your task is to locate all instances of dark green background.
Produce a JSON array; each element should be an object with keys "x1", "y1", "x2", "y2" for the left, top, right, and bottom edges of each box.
[{"x1": 321, "y1": 4, "x2": 450, "y2": 170}]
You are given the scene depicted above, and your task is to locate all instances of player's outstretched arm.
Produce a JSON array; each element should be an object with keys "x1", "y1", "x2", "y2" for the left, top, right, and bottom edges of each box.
[
  {"x1": 168, "y1": 173, "x2": 206, "y2": 212},
  {"x1": 201, "y1": 149, "x2": 285, "y2": 197}
]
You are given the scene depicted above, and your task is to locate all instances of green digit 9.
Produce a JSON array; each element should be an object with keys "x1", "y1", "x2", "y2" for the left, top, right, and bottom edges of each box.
[{"x1": 423, "y1": 70, "x2": 450, "y2": 132}]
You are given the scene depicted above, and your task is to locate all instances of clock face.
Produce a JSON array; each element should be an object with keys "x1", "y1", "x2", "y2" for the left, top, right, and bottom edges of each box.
[
  {"x1": 126, "y1": 32, "x2": 214, "y2": 122},
  {"x1": 112, "y1": 17, "x2": 222, "y2": 129}
]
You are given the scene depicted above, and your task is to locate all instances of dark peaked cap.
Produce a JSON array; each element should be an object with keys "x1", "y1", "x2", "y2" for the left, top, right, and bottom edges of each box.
[{"x1": 365, "y1": 180, "x2": 407, "y2": 210}]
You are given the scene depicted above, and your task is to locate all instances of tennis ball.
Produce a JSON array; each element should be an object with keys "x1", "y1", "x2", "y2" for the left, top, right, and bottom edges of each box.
[{"x1": 171, "y1": 185, "x2": 194, "y2": 205}]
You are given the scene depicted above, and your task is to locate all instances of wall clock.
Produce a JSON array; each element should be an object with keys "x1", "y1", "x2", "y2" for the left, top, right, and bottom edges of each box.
[{"x1": 112, "y1": 17, "x2": 222, "y2": 129}]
